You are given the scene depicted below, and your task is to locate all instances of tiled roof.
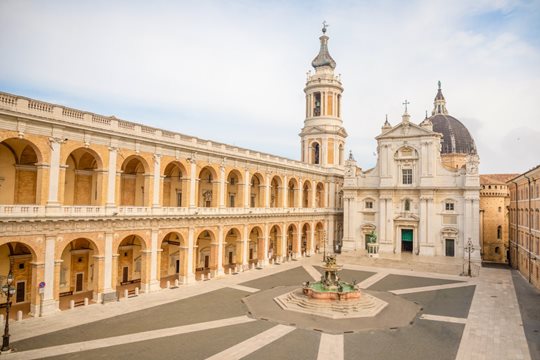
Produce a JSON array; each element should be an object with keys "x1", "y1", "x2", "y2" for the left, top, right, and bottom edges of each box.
[{"x1": 480, "y1": 174, "x2": 520, "y2": 185}]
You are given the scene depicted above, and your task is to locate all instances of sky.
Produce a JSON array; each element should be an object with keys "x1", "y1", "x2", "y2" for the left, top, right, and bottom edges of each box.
[{"x1": 1, "y1": 0, "x2": 539, "y2": 174}]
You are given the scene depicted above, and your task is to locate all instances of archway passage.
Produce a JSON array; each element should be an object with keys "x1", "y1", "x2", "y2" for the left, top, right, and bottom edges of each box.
[
  {"x1": 288, "y1": 178, "x2": 298, "y2": 208},
  {"x1": 302, "y1": 223, "x2": 311, "y2": 255},
  {"x1": 198, "y1": 167, "x2": 218, "y2": 208},
  {"x1": 120, "y1": 157, "x2": 148, "y2": 206},
  {"x1": 226, "y1": 170, "x2": 243, "y2": 208},
  {"x1": 268, "y1": 225, "x2": 281, "y2": 262},
  {"x1": 249, "y1": 226, "x2": 262, "y2": 265},
  {"x1": 195, "y1": 230, "x2": 215, "y2": 279},
  {"x1": 58, "y1": 238, "x2": 98, "y2": 310},
  {"x1": 270, "y1": 176, "x2": 282, "y2": 208},
  {"x1": 315, "y1": 222, "x2": 325, "y2": 254},
  {"x1": 160, "y1": 232, "x2": 185, "y2": 287},
  {"x1": 303, "y1": 181, "x2": 312, "y2": 208},
  {"x1": 250, "y1": 173, "x2": 264, "y2": 208},
  {"x1": 64, "y1": 148, "x2": 102, "y2": 205},
  {"x1": 162, "y1": 162, "x2": 187, "y2": 207},
  {"x1": 286, "y1": 224, "x2": 298, "y2": 259},
  {"x1": 224, "y1": 228, "x2": 241, "y2": 272},
  {"x1": 0, "y1": 138, "x2": 40, "y2": 205},
  {"x1": 315, "y1": 182, "x2": 324, "y2": 208},
  {"x1": 0, "y1": 242, "x2": 35, "y2": 319},
  {"x1": 116, "y1": 235, "x2": 146, "y2": 297}
]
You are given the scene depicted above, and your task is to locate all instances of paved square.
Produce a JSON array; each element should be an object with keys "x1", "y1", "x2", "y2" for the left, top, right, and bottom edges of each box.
[{"x1": 1, "y1": 256, "x2": 534, "y2": 360}]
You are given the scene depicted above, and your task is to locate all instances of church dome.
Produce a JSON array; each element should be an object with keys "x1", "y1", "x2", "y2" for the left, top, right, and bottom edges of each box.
[
  {"x1": 429, "y1": 82, "x2": 477, "y2": 155},
  {"x1": 430, "y1": 114, "x2": 477, "y2": 154}
]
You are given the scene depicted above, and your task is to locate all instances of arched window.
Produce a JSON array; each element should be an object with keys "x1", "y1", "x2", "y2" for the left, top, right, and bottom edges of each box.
[
  {"x1": 497, "y1": 225, "x2": 502, "y2": 239},
  {"x1": 312, "y1": 142, "x2": 320, "y2": 165}
]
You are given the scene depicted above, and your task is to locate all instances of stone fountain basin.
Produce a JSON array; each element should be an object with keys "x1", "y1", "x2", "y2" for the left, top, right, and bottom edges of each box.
[{"x1": 302, "y1": 287, "x2": 360, "y2": 300}]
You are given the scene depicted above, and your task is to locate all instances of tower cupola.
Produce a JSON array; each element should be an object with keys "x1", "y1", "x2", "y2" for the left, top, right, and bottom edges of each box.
[
  {"x1": 432, "y1": 81, "x2": 448, "y2": 115},
  {"x1": 300, "y1": 23, "x2": 347, "y2": 168}
]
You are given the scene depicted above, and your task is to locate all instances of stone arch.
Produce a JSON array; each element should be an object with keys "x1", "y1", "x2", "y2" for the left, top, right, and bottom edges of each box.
[
  {"x1": 302, "y1": 180, "x2": 312, "y2": 208},
  {"x1": 159, "y1": 231, "x2": 185, "y2": 286},
  {"x1": 63, "y1": 148, "x2": 104, "y2": 206},
  {"x1": 224, "y1": 227, "x2": 242, "y2": 270},
  {"x1": 120, "y1": 156, "x2": 150, "y2": 206},
  {"x1": 286, "y1": 224, "x2": 298, "y2": 258},
  {"x1": 194, "y1": 229, "x2": 216, "y2": 278},
  {"x1": 301, "y1": 223, "x2": 311, "y2": 255},
  {"x1": 162, "y1": 161, "x2": 188, "y2": 207},
  {"x1": 270, "y1": 175, "x2": 283, "y2": 208},
  {"x1": 198, "y1": 166, "x2": 219, "y2": 208},
  {"x1": 310, "y1": 141, "x2": 320, "y2": 165},
  {"x1": 226, "y1": 169, "x2": 244, "y2": 208},
  {"x1": 116, "y1": 235, "x2": 147, "y2": 288},
  {"x1": 0, "y1": 241, "x2": 37, "y2": 317},
  {"x1": 315, "y1": 182, "x2": 324, "y2": 208},
  {"x1": 288, "y1": 177, "x2": 299, "y2": 208},
  {"x1": 268, "y1": 224, "x2": 282, "y2": 260},
  {"x1": 248, "y1": 225, "x2": 263, "y2": 263},
  {"x1": 315, "y1": 222, "x2": 325, "y2": 253},
  {"x1": 0, "y1": 138, "x2": 43, "y2": 205},
  {"x1": 250, "y1": 172, "x2": 265, "y2": 207},
  {"x1": 58, "y1": 238, "x2": 99, "y2": 307}
]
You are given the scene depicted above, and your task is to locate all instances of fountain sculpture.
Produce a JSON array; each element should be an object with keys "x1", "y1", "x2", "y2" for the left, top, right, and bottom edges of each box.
[{"x1": 302, "y1": 254, "x2": 360, "y2": 300}]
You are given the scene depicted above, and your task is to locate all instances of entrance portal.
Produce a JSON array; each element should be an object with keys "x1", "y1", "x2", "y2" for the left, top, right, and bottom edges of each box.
[
  {"x1": 401, "y1": 229, "x2": 413, "y2": 252},
  {"x1": 445, "y1": 239, "x2": 455, "y2": 257}
]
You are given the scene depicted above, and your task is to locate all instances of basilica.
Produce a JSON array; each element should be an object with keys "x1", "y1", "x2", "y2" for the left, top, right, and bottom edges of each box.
[{"x1": 0, "y1": 28, "x2": 480, "y2": 317}]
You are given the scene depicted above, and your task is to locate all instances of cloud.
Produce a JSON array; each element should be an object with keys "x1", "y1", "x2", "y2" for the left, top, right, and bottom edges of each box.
[{"x1": 0, "y1": 0, "x2": 538, "y2": 173}]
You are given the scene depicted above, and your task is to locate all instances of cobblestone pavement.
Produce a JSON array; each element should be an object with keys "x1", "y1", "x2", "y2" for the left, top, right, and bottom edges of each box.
[{"x1": 0, "y1": 254, "x2": 532, "y2": 360}]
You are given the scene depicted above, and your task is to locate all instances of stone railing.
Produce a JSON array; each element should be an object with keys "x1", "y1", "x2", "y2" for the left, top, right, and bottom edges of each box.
[
  {"x1": 0, "y1": 91, "x2": 340, "y2": 176},
  {"x1": 0, "y1": 205, "x2": 341, "y2": 219}
]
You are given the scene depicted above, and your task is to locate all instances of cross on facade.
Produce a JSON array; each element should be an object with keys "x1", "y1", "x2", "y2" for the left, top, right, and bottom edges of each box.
[{"x1": 402, "y1": 99, "x2": 410, "y2": 113}]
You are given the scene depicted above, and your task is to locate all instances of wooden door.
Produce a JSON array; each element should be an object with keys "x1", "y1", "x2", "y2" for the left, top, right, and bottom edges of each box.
[
  {"x1": 75, "y1": 273, "x2": 83, "y2": 292},
  {"x1": 122, "y1": 267, "x2": 129, "y2": 283},
  {"x1": 16, "y1": 282, "x2": 25, "y2": 303}
]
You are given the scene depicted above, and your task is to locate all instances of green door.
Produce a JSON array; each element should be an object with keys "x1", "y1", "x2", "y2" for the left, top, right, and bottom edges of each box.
[{"x1": 401, "y1": 229, "x2": 413, "y2": 252}]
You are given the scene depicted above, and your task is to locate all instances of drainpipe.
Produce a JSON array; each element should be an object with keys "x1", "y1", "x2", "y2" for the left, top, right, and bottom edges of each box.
[{"x1": 523, "y1": 175, "x2": 533, "y2": 283}]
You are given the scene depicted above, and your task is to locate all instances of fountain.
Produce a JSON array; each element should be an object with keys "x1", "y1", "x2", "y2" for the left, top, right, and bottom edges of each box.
[{"x1": 302, "y1": 254, "x2": 360, "y2": 300}]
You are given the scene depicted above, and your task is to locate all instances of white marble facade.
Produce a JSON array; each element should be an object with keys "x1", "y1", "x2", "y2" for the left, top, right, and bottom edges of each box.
[{"x1": 342, "y1": 110, "x2": 481, "y2": 261}]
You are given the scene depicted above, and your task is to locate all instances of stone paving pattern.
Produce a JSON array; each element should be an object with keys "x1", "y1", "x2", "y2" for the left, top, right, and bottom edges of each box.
[{"x1": 1, "y1": 254, "x2": 534, "y2": 360}]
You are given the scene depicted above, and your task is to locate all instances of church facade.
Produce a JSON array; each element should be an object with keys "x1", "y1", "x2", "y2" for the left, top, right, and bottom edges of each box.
[
  {"x1": 0, "y1": 28, "x2": 480, "y2": 318},
  {"x1": 341, "y1": 85, "x2": 481, "y2": 260}
]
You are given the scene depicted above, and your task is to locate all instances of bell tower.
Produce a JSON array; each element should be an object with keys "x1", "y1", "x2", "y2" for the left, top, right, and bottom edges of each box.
[{"x1": 300, "y1": 23, "x2": 347, "y2": 167}]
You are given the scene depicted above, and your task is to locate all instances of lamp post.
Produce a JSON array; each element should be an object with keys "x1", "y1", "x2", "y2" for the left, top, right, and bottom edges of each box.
[
  {"x1": 1, "y1": 271, "x2": 15, "y2": 353},
  {"x1": 465, "y1": 238, "x2": 474, "y2": 277}
]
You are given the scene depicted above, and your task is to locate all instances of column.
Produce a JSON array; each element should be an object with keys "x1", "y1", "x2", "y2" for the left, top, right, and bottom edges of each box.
[
  {"x1": 324, "y1": 182, "x2": 329, "y2": 208},
  {"x1": 280, "y1": 223, "x2": 287, "y2": 262},
  {"x1": 472, "y1": 198, "x2": 481, "y2": 261},
  {"x1": 329, "y1": 181, "x2": 336, "y2": 208},
  {"x1": 262, "y1": 223, "x2": 269, "y2": 266},
  {"x1": 244, "y1": 168, "x2": 250, "y2": 208},
  {"x1": 189, "y1": 159, "x2": 197, "y2": 208},
  {"x1": 106, "y1": 147, "x2": 118, "y2": 209},
  {"x1": 464, "y1": 197, "x2": 472, "y2": 260},
  {"x1": 265, "y1": 173, "x2": 271, "y2": 208},
  {"x1": 152, "y1": 154, "x2": 161, "y2": 208},
  {"x1": 322, "y1": 138, "x2": 328, "y2": 166},
  {"x1": 418, "y1": 198, "x2": 427, "y2": 255},
  {"x1": 40, "y1": 235, "x2": 59, "y2": 315},
  {"x1": 147, "y1": 229, "x2": 160, "y2": 291},
  {"x1": 298, "y1": 178, "x2": 303, "y2": 208},
  {"x1": 46, "y1": 138, "x2": 62, "y2": 209},
  {"x1": 309, "y1": 221, "x2": 316, "y2": 256},
  {"x1": 242, "y1": 225, "x2": 249, "y2": 270},
  {"x1": 183, "y1": 227, "x2": 196, "y2": 284},
  {"x1": 296, "y1": 222, "x2": 302, "y2": 257},
  {"x1": 215, "y1": 225, "x2": 224, "y2": 276},
  {"x1": 102, "y1": 232, "x2": 116, "y2": 302},
  {"x1": 282, "y1": 175, "x2": 288, "y2": 208},
  {"x1": 219, "y1": 164, "x2": 225, "y2": 208},
  {"x1": 311, "y1": 180, "x2": 316, "y2": 208}
]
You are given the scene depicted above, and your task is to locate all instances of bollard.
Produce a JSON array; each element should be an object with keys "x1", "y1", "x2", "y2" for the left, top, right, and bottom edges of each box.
[
  {"x1": 228, "y1": 268, "x2": 232, "y2": 275},
  {"x1": 166, "y1": 280, "x2": 171, "y2": 289},
  {"x1": 84, "y1": 298, "x2": 89, "y2": 306},
  {"x1": 0, "y1": 314, "x2": 4, "y2": 324},
  {"x1": 174, "y1": 279, "x2": 179, "y2": 287},
  {"x1": 17, "y1": 310, "x2": 23, "y2": 321},
  {"x1": 124, "y1": 289, "x2": 128, "y2": 299},
  {"x1": 250, "y1": 263, "x2": 254, "y2": 270},
  {"x1": 135, "y1": 287, "x2": 139, "y2": 296},
  {"x1": 69, "y1": 300, "x2": 75, "y2": 309}
]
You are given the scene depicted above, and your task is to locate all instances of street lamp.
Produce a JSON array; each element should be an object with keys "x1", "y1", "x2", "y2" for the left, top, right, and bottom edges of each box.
[
  {"x1": 1, "y1": 271, "x2": 15, "y2": 353},
  {"x1": 464, "y1": 238, "x2": 474, "y2": 277}
]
